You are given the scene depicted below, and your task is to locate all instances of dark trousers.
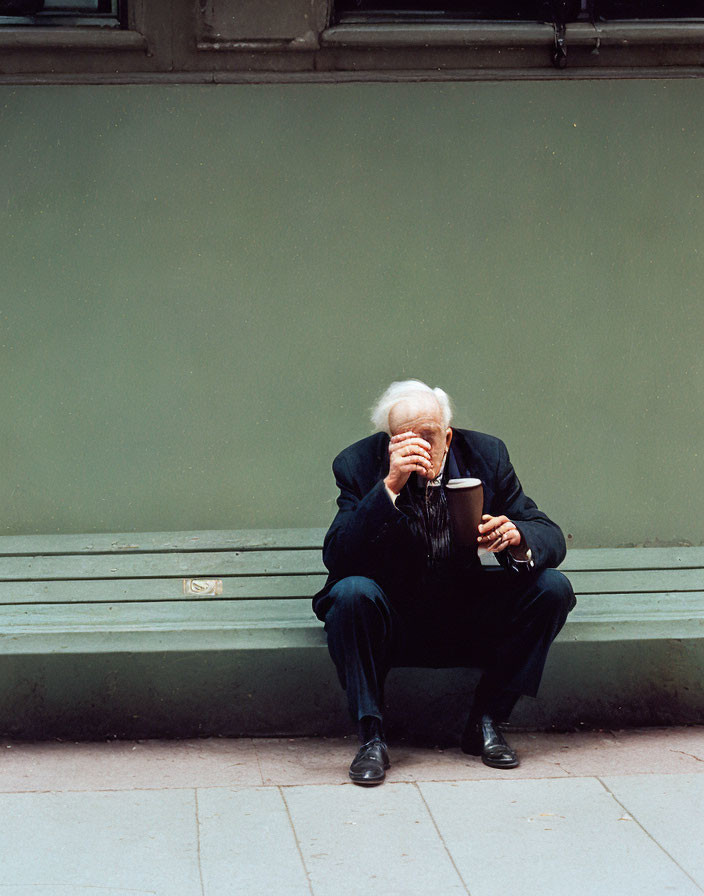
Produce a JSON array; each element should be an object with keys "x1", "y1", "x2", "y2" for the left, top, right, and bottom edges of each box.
[{"x1": 322, "y1": 567, "x2": 576, "y2": 731}]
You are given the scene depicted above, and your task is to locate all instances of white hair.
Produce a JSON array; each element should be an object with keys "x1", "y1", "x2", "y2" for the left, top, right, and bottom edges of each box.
[{"x1": 370, "y1": 379, "x2": 453, "y2": 435}]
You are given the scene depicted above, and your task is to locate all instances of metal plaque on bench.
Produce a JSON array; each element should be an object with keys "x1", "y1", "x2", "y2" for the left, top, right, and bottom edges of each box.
[{"x1": 183, "y1": 578, "x2": 223, "y2": 596}]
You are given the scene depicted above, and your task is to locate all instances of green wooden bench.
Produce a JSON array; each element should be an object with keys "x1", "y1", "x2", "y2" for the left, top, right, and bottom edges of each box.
[
  {"x1": 0, "y1": 529, "x2": 326, "y2": 654},
  {"x1": 0, "y1": 529, "x2": 702, "y2": 738}
]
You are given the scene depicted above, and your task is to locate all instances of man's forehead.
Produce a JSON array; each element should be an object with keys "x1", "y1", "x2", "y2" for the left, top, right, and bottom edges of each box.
[{"x1": 388, "y1": 397, "x2": 444, "y2": 434}]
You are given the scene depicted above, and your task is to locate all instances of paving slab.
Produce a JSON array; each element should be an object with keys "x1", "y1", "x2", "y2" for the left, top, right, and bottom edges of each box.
[
  {"x1": 197, "y1": 786, "x2": 311, "y2": 896},
  {"x1": 0, "y1": 789, "x2": 202, "y2": 895},
  {"x1": 2, "y1": 727, "x2": 702, "y2": 795},
  {"x1": 283, "y1": 782, "x2": 467, "y2": 896},
  {"x1": 603, "y1": 773, "x2": 704, "y2": 889},
  {"x1": 0, "y1": 889, "x2": 155, "y2": 895},
  {"x1": 253, "y1": 736, "x2": 570, "y2": 786},
  {"x1": 419, "y1": 777, "x2": 703, "y2": 896},
  {"x1": 0, "y1": 889, "x2": 154, "y2": 895},
  {"x1": 253, "y1": 736, "x2": 354, "y2": 786},
  {"x1": 0, "y1": 737, "x2": 262, "y2": 792},
  {"x1": 384, "y1": 738, "x2": 570, "y2": 782},
  {"x1": 531, "y1": 726, "x2": 704, "y2": 777},
  {"x1": 1, "y1": 730, "x2": 702, "y2": 896},
  {"x1": 253, "y1": 728, "x2": 704, "y2": 786}
]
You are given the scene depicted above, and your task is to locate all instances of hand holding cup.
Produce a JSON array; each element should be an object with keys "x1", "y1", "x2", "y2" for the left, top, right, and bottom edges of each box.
[{"x1": 477, "y1": 514, "x2": 523, "y2": 553}]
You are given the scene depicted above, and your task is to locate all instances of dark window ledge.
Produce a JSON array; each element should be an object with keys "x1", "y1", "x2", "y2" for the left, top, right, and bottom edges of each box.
[
  {"x1": 321, "y1": 20, "x2": 704, "y2": 49},
  {"x1": 195, "y1": 33, "x2": 319, "y2": 53},
  {"x1": 0, "y1": 26, "x2": 147, "y2": 52}
]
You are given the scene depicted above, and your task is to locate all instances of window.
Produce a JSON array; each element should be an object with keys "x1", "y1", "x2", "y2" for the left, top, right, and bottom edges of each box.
[
  {"x1": 328, "y1": 1, "x2": 704, "y2": 71},
  {"x1": 0, "y1": 0, "x2": 122, "y2": 27},
  {"x1": 334, "y1": 1, "x2": 704, "y2": 23},
  {"x1": 335, "y1": 1, "x2": 547, "y2": 21},
  {"x1": 597, "y1": 1, "x2": 704, "y2": 15}
]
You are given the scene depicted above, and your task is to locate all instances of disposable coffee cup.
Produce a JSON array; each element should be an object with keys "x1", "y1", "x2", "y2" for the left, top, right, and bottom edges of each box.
[{"x1": 445, "y1": 478, "x2": 484, "y2": 550}]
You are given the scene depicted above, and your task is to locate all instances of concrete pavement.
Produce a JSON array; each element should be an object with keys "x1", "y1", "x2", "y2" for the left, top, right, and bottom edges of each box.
[{"x1": 1, "y1": 726, "x2": 703, "y2": 895}]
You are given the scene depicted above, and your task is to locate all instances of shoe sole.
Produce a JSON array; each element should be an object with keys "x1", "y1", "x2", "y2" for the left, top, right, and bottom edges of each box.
[
  {"x1": 462, "y1": 743, "x2": 519, "y2": 768},
  {"x1": 481, "y1": 755, "x2": 520, "y2": 769},
  {"x1": 348, "y1": 759, "x2": 390, "y2": 785}
]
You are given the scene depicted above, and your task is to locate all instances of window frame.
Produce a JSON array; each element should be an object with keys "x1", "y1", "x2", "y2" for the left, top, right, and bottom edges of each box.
[
  {"x1": 317, "y1": 17, "x2": 704, "y2": 71},
  {"x1": 1, "y1": 0, "x2": 704, "y2": 81}
]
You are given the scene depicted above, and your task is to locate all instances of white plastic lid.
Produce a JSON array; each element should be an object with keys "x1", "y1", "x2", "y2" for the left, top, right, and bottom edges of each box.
[{"x1": 445, "y1": 477, "x2": 482, "y2": 489}]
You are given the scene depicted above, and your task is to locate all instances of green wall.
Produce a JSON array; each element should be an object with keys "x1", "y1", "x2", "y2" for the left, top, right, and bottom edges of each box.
[{"x1": 1, "y1": 81, "x2": 702, "y2": 547}]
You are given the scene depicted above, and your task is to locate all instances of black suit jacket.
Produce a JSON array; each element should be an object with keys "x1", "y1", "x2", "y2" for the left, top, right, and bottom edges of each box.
[{"x1": 313, "y1": 428, "x2": 566, "y2": 619}]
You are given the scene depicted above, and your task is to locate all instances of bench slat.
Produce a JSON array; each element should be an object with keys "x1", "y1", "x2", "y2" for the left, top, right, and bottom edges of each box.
[
  {"x1": 0, "y1": 598, "x2": 317, "y2": 629},
  {"x1": 561, "y1": 592, "x2": 704, "y2": 641},
  {"x1": 1, "y1": 560, "x2": 702, "y2": 595},
  {"x1": 0, "y1": 531, "x2": 701, "y2": 572},
  {"x1": 565, "y1": 568, "x2": 704, "y2": 593},
  {"x1": 0, "y1": 568, "x2": 702, "y2": 605},
  {"x1": 0, "y1": 529, "x2": 328, "y2": 556},
  {"x1": 0, "y1": 598, "x2": 322, "y2": 653},
  {"x1": 1, "y1": 562, "x2": 702, "y2": 595},
  {"x1": 559, "y1": 547, "x2": 704, "y2": 571},
  {"x1": 0, "y1": 593, "x2": 702, "y2": 654},
  {"x1": 0, "y1": 575, "x2": 328, "y2": 604},
  {"x1": 0, "y1": 550, "x2": 324, "y2": 581}
]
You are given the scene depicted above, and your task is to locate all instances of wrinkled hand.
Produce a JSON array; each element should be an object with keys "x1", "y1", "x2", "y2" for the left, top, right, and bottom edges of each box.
[
  {"x1": 477, "y1": 514, "x2": 523, "y2": 553},
  {"x1": 384, "y1": 431, "x2": 433, "y2": 495}
]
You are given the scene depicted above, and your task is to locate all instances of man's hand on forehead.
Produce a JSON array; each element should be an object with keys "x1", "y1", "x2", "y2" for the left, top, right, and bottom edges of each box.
[
  {"x1": 389, "y1": 432, "x2": 433, "y2": 470},
  {"x1": 389, "y1": 431, "x2": 432, "y2": 451},
  {"x1": 384, "y1": 431, "x2": 434, "y2": 495}
]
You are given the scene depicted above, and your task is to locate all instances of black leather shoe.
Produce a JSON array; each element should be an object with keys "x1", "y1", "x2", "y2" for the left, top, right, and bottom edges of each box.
[
  {"x1": 349, "y1": 737, "x2": 390, "y2": 786},
  {"x1": 461, "y1": 714, "x2": 519, "y2": 769}
]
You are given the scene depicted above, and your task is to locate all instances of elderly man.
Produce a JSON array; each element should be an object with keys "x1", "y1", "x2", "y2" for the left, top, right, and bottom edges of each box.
[{"x1": 313, "y1": 379, "x2": 575, "y2": 785}]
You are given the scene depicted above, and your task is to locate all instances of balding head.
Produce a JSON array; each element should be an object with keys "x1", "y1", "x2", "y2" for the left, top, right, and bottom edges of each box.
[
  {"x1": 388, "y1": 391, "x2": 444, "y2": 437},
  {"x1": 370, "y1": 379, "x2": 453, "y2": 436}
]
